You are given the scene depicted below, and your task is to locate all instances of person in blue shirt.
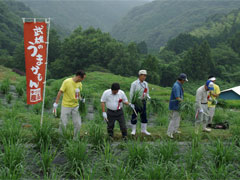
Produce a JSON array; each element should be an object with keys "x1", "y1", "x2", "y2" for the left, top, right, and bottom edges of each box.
[{"x1": 167, "y1": 73, "x2": 188, "y2": 139}]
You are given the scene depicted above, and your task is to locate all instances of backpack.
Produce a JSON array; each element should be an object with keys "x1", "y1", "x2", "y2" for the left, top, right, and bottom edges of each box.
[{"x1": 207, "y1": 121, "x2": 229, "y2": 130}]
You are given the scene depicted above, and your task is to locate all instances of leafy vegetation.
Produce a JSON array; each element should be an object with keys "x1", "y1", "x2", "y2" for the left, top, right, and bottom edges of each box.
[{"x1": 0, "y1": 68, "x2": 239, "y2": 179}]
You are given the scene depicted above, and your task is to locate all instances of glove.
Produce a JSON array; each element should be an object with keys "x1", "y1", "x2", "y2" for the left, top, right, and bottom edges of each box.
[
  {"x1": 129, "y1": 103, "x2": 135, "y2": 109},
  {"x1": 53, "y1": 103, "x2": 58, "y2": 116},
  {"x1": 147, "y1": 94, "x2": 151, "y2": 100},
  {"x1": 53, "y1": 103, "x2": 58, "y2": 109},
  {"x1": 103, "y1": 112, "x2": 108, "y2": 122},
  {"x1": 199, "y1": 109, "x2": 204, "y2": 113}
]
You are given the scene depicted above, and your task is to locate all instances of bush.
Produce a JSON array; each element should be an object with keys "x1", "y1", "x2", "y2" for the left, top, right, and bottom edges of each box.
[
  {"x1": 0, "y1": 140, "x2": 25, "y2": 179},
  {"x1": 87, "y1": 123, "x2": 105, "y2": 147},
  {"x1": 126, "y1": 140, "x2": 149, "y2": 168},
  {"x1": 6, "y1": 93, "x2": 12, "y2": 104},
  {"x1": 64, "y1": 140, "x2": 88, "y2": 178},
  {"x1": 0, "y1": 78, "x2": 10, "y2": 94}
]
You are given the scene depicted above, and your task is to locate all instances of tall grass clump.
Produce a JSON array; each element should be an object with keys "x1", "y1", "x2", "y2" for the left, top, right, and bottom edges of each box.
[
  {"x1": 153, "y1": 140, "x2": 179, "y2": 162},
  {"x1": 185, "y1": 133, "x2": 203, "y2": 174},
  {"x1": 0, "y1": 78, "x2": 10, "y2": 94},
  {"x1": 64, "y1": 139, "x2": 88, "y2": 178},
  {"x1": 31, "y1": 118, "x2": 57, "y2": 151},
  {"x1": 139, "y1": 161, "x2": 183, "y2": 180},
  {"x1": 16, "y1": 79, "x2": 26, "y2": 97},
  {"x1": 0, "y1": 117, "x2": 23, "y2": 144},
  {"x1": 180, "y1": 99, "x2": 195, "y2": 122},
  {"x1": 38, "y1": 143, "x2": 58, "y2": 177},
  {"x1": 209, "y1": 139, "x2": 235, "y2": 168},
  {"x1": 6, "y1": 93, "x2": 12, "y2": 104},
  {"x1": 126, "y1": 139, "x2": 149, "y2": 169},
  {"x1": 87, "y1": 122, "x2": 105, "y2": 147},
  {"x1": 0, "y1": 139, "x2": 25, "y2": 179}
]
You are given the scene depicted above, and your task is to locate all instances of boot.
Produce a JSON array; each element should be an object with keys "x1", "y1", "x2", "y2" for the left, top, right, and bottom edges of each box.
[
  {"x1": 141, "y1": 123, "x2": 151, "y2": 135},
  {"x1": 131, "y1": 124, "x2": 136, "y2": 135},
  {"x1": 203, "y1": 128, "x2": 211, "y2": 132},
  {"x1": 167, "y1": 132, "x2": 174, "y2": 139}
]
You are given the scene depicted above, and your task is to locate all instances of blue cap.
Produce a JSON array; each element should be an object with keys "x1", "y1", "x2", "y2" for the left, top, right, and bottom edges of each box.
[
  {"x1": 206, "y1": 80, "x2": 214, "y2": 91},
  {"x1": 178, "y1": 73, "x2": 188, "y2": 81}
]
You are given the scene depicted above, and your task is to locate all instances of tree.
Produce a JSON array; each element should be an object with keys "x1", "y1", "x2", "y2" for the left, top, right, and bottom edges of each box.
[
  {"x1": 141, "y1": 55, "x2": 160, "y2": 84},
  {"x1": 137, "y1": 41, "x2": 148, "y2": 54}
]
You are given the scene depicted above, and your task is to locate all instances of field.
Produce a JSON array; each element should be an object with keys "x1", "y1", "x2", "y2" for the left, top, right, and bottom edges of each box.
[{"x1": 0, "y1": 66, "x2": 240, "y2": 179}]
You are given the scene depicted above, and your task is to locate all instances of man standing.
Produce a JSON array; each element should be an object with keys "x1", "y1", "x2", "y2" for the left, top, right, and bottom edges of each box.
[
  {"x1": 195, "y1": 80, "x2": 214, "y2": 133},
  {"x1": 101, "y1": 83, "x2": 135, "y2": 139},
  {"x1": 130, "y1": 70, "x2": 151, "y2": 136},
  {"x1": 53, "y1": 70, "x2": 86, "y2": 137},
  {"x1": 207, "y1": 76, "x2": 221, "y2": 126},
  {"x1": 167, "y1": 73, "x2": 188, "y2": 139}
]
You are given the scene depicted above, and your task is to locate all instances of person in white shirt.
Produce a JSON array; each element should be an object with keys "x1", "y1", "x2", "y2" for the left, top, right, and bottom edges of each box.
[
  {"x1": 101, "y1": 83, "x2": 135, "y2": 139},
  {"x1": 195, "y1": 80, "x2": 214, "y2": 133},
  {"x1": 129, "y1": 70, "x2": 151, "y2": 136}
]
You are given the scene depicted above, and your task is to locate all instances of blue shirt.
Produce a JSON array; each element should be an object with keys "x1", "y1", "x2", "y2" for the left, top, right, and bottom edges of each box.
[{"x1": 169, "y1": 81, "x2": 184, "y2": 110}]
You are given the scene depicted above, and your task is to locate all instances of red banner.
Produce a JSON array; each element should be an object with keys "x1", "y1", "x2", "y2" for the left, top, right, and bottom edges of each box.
[{"x1": 24, "y1": 22, "x2": 47, "y2": 104}]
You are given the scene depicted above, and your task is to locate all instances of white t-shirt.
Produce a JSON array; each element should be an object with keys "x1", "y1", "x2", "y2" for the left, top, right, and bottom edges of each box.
[{"x1": 101, "y1": 89, "x2": 128, "y2": 111}]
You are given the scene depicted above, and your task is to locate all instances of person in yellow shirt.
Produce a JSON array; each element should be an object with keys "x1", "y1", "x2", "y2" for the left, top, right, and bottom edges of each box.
[
  {"x1": 207, "y1": 76, "x2": 221, "y2": 125},
  {"x1": 53, "y1": 70, "x2": 86, "y2": 138}
]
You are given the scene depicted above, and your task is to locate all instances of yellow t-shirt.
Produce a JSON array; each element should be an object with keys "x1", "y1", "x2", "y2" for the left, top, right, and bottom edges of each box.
[
  {"x1": 60, "y1": 78, "x2": 82, "y2": 107},
  {"x1": 208, "y1": 84, "x2": 220, "y2": 108}
]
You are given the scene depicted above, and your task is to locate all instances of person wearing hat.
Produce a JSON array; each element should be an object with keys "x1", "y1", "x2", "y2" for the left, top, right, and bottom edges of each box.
[
  {"x1": 195, "y1": 80, "x2": 214, "y2": 133},
  {"x1": 130, "y1": 70, "x2": 151, "y2": 135},
  {"x1": 101, "y1": 83, "x2": 135, "y2": 140},
  {"x1": 207, "y1": 76, "x2": 221, "y2": 126},
  {"x1": 167, "y1": 73, "x2": 188, "y2": 139}
]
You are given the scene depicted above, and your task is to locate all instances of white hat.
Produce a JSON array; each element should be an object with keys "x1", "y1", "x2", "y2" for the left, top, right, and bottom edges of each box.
[
  {"x1": 209, "y1": 77, "x2": 216, "y2": 81},
  {"x1": 139, "y1": 70, "x2": 147, "y2": 75}
]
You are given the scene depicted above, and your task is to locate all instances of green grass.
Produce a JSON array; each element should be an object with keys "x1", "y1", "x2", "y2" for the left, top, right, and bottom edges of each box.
[{"x1": 0, "y1": 67, "x2": 240, "y2": 179}]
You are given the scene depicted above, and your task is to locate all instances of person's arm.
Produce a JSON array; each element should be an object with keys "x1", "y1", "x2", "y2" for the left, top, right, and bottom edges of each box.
[
  {"x1": 55, "y1": 90, "x2": 63, "y2": 104},
  {"x1": 101, "y1": 102, "x2": 106, "y2": 112},
  {"x1": 129, "y1": 82, "x2": 135, "y2": 102},
  {"x1": 196, "y1": 90, "x2": 202, "y2": 110},
  {"x1": 173, "y1": 86, "x2": 182, "y2": 101}
]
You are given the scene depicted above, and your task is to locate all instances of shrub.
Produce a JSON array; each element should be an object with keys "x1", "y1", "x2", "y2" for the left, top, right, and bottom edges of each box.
[
  {"x1": 0, "y1": 78, "x2": 10, "y2": 94},
  {"x1": 6, "y1": 93, "x2": 12, "y2": 104}
]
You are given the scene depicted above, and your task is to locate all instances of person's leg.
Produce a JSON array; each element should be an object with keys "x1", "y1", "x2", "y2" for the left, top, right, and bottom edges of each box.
[
  {"x1": 131, "y1": 105, "x2": 139, "y2": 125},
  {"x1": 117, "y1": 110, "x2": 127, "y2": 138},
  {"x1": 107, "y1": 110, "x2": 116, "y2": 138},
  {"x1": 167, "y1": 111, "x2": 175, "y2": 135},
  {"x1": 202, "y1": 105, "x2": 210, "y2": 130},
  {"x1": 167, "y1": 111, "x2": 180, "y2": 135},
  {"x1": 72, "y1": 106, "x2": 82, "y2": 137},
  {"x1": 140, "y1": 101, "x2": 148, "y2": 124},
  {"x1": 173, "y1": 111, "x2": 181, "y2": 133},
  {"x1": 131, "y1": 105, "x2": 139, "y2": 135},
  {"x1": 208, "y1": 107, "x2": 215, "y2": 124},
  {"x1": 140, "y1": 101, "x2": 150, "y2": 135},
  {"x1": 195, "y1": 108, "x2": 203, "y2": 133},
  {"x1": 60, "y1": 106, "x2": 71, "y2": 134}
]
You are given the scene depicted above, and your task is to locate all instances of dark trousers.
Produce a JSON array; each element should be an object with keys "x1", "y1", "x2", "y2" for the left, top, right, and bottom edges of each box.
[
  {"x1": 131, "y1": 101, "x2": 148, "y2": 124},
  {"x1": 107, "y1": 109, "x2": 127, "y2": 138}
]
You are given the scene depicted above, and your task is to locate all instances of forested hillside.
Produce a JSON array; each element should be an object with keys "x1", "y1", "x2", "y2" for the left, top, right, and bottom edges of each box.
[
  {"x1": 111, "y1": 0, "x2": 240, "y2": 51},
  {"x1": 18, "y1": 0, "x2": 148, "y2": 32},
  {"x1": 158, "y1": 8, "x2": 240, "y2": 89}
]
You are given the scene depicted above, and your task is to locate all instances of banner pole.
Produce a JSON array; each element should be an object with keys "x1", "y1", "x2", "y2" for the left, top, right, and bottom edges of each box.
[{"x1": 40, "y1": 18, "x2": 51, "y2": 127}]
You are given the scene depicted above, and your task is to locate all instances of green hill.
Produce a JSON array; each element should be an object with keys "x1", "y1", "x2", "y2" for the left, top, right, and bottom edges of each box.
[
  {"x1": 19, "y1": 0, "x2": 148, "y2": 32},
  {"x1": 111, "y1": 0, "x2": 240, "y2": 51},
  {"x1": 165, "y1": 8, "x2": 240, "y2": 54},
  {"x1": 0, "y1": 0, "x2": 68, "y2": 56}
]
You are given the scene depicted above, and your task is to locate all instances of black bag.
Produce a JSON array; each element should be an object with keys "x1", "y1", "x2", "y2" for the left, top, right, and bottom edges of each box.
[{"x1": 207, "y1": 121, "x2": 229, "y2": 129}]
